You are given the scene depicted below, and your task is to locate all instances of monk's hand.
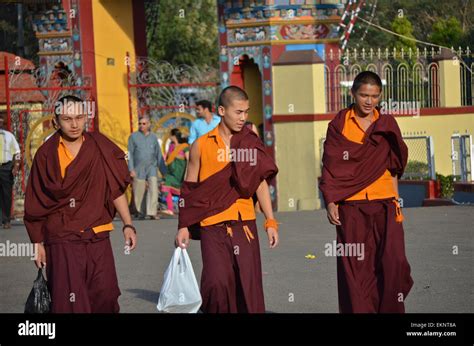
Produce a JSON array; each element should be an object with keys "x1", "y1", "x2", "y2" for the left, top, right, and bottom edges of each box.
[
  {"x1": 34, "y1": 243, "x2": 46, "y2": 268},
  {"x1": 130, "y1": 170, "x2": 136, "y2": 178},
  {"x1": 123, "y1": 227, "x2": 137, "y2": 251},
  {"x1": 327, "y1": 202, "x2": 341, "y2": 226},
  {"x1": 176, "y1": 228, "x2": 190, "y2": 249},
  {"x1": 266, "y1": 228, "x2": 279, "y2": 249}
]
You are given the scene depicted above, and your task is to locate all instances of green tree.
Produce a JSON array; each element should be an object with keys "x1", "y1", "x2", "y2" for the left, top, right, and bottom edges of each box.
[
  {"x1": 145, "y1": 0, "x2": 218, "y2": 68},
  {"x1": 391, "y1": 16, "x2": 417, "y2": 54},
  {"x1": 429, "y1": 17, "x2": 464, "y2": 48},
  {"x1": 348, "y1": 0, "x2": 473, "y2": 51}
]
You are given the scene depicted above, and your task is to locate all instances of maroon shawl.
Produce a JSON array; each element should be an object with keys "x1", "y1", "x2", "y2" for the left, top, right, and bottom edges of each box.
[
  {"x1": 24, "y1": 131, "x2": 131, "y2": 243},
  {"x1": 319, "y1": 106, "x2": 408, "y2": 205},
  {"x1": 178, "y1": 126, "x2": 278, "y2": 234}
]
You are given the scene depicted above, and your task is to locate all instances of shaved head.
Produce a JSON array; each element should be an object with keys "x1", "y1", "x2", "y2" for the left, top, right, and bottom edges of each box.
[{"x1": 218, "y1": 86, "x2": 249, "y2": 109}]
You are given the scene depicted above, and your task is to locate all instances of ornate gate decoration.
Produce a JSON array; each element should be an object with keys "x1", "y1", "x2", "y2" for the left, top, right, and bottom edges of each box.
[
  {"x1": 3, "y1": 54, "x2": 94, "y2": 218},
  {"x1": 126, "y1": 53, "x2": 220, "y2": 137}
]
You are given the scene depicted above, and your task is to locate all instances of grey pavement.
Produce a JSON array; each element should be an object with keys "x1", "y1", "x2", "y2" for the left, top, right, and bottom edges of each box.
[{"x1": 0, "y1": 206, "x2": 473, "y2": 313}]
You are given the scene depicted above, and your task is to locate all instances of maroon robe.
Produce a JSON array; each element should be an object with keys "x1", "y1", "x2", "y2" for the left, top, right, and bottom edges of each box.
[
  {"x1": 319, "y1": 106, "x2": 413, "y2": 313},
  {"x1": 178, "y1": 125, "x2": 278, "y2": 313},
  {"x1": 24, "y1": 131, "x2": 131, "y2": 313},
  {"x1": 45, "y1": 229, "x2": 121, "y2": 313},
  {"x1": 178, "y1": 125, "x2": 278, "y2": 237},
  {"x1": 200, "y1": 220, "x2": 265, "y2": 313}
]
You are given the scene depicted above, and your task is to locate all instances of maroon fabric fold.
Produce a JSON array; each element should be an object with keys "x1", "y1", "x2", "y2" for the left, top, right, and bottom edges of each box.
[
  {"x1": 24, "y1": 131, "x2": 131, "y2": 243},
  {"x1": 45, "y1": 229, "x2": 121, "y2": 313},
  {"x1": 178, "y1": 126, "x2": 278, "y2": 231},
  {"x1": 200, "y1": 220, "x2": 265, "y2": 313},
  {"x1": 319, "y1": 106, "x2": 408, "y2": 205},
  {"x1": 336, "y1": 198, "x2": 414, "y2": 313}
]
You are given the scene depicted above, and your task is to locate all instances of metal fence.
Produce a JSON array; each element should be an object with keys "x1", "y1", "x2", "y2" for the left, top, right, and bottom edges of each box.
[
  {"x1": 460, "y1": 59, "x2": 474, "y2": 106},
  {"x1": 324, "y1": 47, "x2": 473, "y2": 113},
  {"x1": 451, "y1": 134, "x2": 472, "y2": 182},
  {"x1": 402, "y1": 136, "x2": 436, "y2": 180}
]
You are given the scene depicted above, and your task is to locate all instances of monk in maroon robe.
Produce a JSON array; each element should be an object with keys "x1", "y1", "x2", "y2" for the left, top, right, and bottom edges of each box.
[
  {"x1": 319, "y1": 71, "x2": 413, "y2": 313},
  {"x1": 24, "y1": 95, "x2": 137, "y2": 313},
  {"x1": 176, "y1": 86, "x2": 279, "y2": 313}
]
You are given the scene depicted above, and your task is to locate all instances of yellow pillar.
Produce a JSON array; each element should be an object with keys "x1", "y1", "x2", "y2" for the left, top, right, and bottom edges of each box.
[
  {"x1": 438, "y1": 55, "x2": 462, "y2": 107},
  {"x1": 92, "y1": 0, "x2": 138, "y2": 150},
  {"x1": 272, "y1": 50, "x2": 326, "y2": 211}
]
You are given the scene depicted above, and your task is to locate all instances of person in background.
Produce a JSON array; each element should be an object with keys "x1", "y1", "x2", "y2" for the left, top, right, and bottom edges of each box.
[
  {"x1": 128, "y1": 116, "x2": 164, "y2": 220},
  {"x1": 188, "y1": 100, "x2": 220, "y2": 144},
  {"x1": 160, "y1": 128, "x2": 190, "y2": 216},
  {"x1": 0, "y1": 115, "x2": 20, "y2": 229}
]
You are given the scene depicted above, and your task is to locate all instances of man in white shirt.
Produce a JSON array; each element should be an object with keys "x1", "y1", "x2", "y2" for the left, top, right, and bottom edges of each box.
[{"x1": 0, "y1": 115, "x2": 20, "y2": 229}]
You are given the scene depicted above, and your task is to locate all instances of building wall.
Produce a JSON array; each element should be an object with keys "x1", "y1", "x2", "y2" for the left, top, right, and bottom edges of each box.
[
  {"x1": 275, "y1": 112, "x2": 474, "y2": 212},
  {"x1": 92, "y1": 0, "x2": 137, "y2": 150},
  {"x1": 273, "y1": 64, "x2": 326, "y2": 115},
  {"x1": 396, "y1": 113, "x2": 473, "y2": 176}
]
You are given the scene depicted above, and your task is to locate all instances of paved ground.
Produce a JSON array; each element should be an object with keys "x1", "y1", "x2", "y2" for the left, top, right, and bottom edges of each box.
[{"x1": 0, "y1": 206, "x2": 473, "y2": 313}]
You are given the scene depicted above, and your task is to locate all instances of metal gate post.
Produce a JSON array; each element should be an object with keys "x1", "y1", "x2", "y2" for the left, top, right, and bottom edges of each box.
[
  {"x1": 426, "y1": 136, "x2": 436, "y2": 180},
  {"x1": 4, "y1": 56, "x2": 11, "y2": 131}
]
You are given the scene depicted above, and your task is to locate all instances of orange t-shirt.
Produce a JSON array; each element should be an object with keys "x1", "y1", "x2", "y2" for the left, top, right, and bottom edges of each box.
[
  {"x1": 58, "y1": 136, "x2": 113, "y2": 233},
  {"x1": 196, "y1": 126, "x2": 256, "y2": 226},
  {"x1": 341, "y1": 108, "x2": 397, "y2": 201}
]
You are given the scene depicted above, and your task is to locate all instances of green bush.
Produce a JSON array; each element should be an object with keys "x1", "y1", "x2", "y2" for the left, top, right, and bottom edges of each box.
[{"x1": 436, "y1": 174, "x2": 457, "y2": 199}]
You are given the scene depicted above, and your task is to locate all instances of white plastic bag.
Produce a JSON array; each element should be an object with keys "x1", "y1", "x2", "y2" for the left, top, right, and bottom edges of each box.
[{"x1": 157, "y1": 247, "x2": 202, "y2": 313}]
